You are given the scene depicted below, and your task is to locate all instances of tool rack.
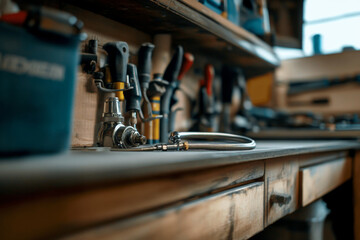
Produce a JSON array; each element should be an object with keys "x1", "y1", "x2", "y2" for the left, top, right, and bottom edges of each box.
[{"x1": 44, "y1": 0, "x2": 279, "y2": 77}]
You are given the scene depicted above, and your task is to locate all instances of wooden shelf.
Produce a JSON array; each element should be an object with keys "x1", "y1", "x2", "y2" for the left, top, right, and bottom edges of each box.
[{"x1": 64, "y1": 0, "x2": 280, "y2": 75}]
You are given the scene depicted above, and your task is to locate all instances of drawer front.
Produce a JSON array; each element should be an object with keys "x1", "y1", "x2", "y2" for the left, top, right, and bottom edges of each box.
[
  {"x1": 63, "y1": 182, "x2": 264, "y2": 240},
  {"x1": 301, "y1": 157, "x2": 352, "y2": 206},
  {"x1": 0, "y1": 161, "x2": 264, "y2": 240},
  {"x1": 266, "y1": 158, "x2": 299, "y2": 226}
]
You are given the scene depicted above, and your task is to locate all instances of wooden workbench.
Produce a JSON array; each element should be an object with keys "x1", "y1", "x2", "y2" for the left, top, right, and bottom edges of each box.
[{"x1": 0, "y1": 140, "x2": 359, "y2": 240}]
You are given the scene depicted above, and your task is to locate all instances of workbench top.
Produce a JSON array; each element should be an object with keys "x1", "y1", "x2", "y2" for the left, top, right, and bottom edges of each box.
[{"x1": 1, "y1": 140, "x2": 359, "y2": 196}]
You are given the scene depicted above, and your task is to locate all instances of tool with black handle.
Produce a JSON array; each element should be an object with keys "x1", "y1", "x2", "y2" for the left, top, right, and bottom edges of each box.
[
  {"x1": 148, "y1": 74, "x2": 169, "y2": 144},
  {"x1": 124, "y1": 64, "x2": 142, "y2": 128},
  {"x1": 138, "y1": 42, "x2": 154, "y2": 115},
  {"x1": 103, "y1": 41, "x2": 129, "y2": 100},
  {"x1": 220, "y1": 65, "x2": 236, "y2": 132},
  {"x1": 138, "y1": 43, "x2": 163, "y2": 144},
  {"x1": 160, "y1": 45, "x2": 184, "y2": 143},
  {"x1": 138, "y1": 43, "x2": 161, "y2": 121},
  {"x1": 168, "y1": 52, "x2": 194, "y2": 132}
]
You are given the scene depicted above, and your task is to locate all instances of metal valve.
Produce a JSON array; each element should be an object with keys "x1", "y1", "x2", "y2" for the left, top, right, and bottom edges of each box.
[{"x1": 97, "y1": 97, "x2": 146, "y2": 148}]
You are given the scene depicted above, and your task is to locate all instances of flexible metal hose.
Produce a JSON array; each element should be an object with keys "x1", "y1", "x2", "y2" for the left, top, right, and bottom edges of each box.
[
  {"x1": 169, "y1": 131, "x2": 256, "y2": 150},
  {"x1": 112, "y1": 131, "x2": 256, "y2": 151}
]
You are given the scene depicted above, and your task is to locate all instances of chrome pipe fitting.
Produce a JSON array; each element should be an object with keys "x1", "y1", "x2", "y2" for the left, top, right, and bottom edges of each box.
[{"x1": 97, "y1": 97, "x2": 146, "y2": 148}]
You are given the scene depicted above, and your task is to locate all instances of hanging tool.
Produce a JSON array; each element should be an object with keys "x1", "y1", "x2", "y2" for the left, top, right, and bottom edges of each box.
[
  {"x1": 160, "y1": 45, "x2": 184, "y2": 143},
  {"x1": 192, "y1": 64, "x2": 216, "y2": 132},
  {"x1": 80, "y1": 38, "x2": 98, "y2": 74},
  {"x1": 123, "y1": 64, "x2": 142, "y2": 128},
  {"x1": 168, "y1": 52, "x2": 195, "y2": 132},
  {"x1": 93, "y1": 41, "x2": 133, "y2": 93},
  {"x1": 148, "y1": 74, "x2": 168, "y2": 143},
  {"x1": 112, "y1": 131, "x2": 256, "y2": 151},
  {"x1": 138, "y1": 43, "x2": 162, "y2": 143},
  {"x1": 220, "y1": 65, "x2": 236, "y2": 133},
  {"x1": 102, "y1": 41, "x2": 129, "y2": 100}
]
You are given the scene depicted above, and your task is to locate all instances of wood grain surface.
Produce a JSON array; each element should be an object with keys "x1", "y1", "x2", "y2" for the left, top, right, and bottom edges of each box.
[
  {"x1": 0, "y1": 161, "x2": 263, "y2": 240},
  {"x1": 300, "y1": 157, "x2": 352, "y2": 206},
  {"x1": 265, "y1": 157, "x2": 299, "y2": 226},
  {"x1": 62, "y1": 182, "x2": 264, "y2": 240}
]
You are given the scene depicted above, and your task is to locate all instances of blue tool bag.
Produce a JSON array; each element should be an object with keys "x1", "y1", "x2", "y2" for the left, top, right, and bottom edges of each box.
[{"x1": 0, "y1": 7, "x2": 84, "y2": 156}]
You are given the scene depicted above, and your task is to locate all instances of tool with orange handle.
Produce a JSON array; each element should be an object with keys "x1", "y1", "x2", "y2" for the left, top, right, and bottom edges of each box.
[
  {"x1": 191, "y1": 64, "x2": 215, "y2": 132},
  {"x1": 201, "y1": 64, "x2": 216, "y2": 132}
]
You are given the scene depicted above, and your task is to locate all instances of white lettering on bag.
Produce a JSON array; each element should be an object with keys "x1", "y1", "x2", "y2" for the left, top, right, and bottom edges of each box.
[{"x1": 0, "y1": 53, "x2": 65, "y2": 81}]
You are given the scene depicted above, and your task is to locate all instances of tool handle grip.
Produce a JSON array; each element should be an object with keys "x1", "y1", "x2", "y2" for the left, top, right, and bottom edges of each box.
[
  {"x1": 163, "y1": 45, "x2": 184, "y2": 84},
  {"x1": 204, "y1": 64, "x2": 214, "y2": 96},
  {"x1": 103, "y1": 42, "x2": 129, "y2": 83},
  {"x1": 177, "y1": 52, "x2": 194, "y2": 81},
  {"x1": 124, "y1": 64, "x2": 142, "y2": 112},
  {"x1": 221, "y1": 65, "x2": 237, "y2": 103},
  {"x1": 138, "y1": 43, "x2": 155, "y2": 89}
]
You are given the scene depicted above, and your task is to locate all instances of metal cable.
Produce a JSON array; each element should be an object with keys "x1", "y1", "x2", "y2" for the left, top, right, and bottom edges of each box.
[
  {"x1": 112, "y1": 131, "x2": 256, "y2": 151},
  {"x1": 169, "y1": 131, "x2": 256, "y2": 150}
]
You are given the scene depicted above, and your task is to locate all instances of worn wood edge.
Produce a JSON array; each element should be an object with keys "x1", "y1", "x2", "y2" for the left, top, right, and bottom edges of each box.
[
  {"x1": 61, "y1": 182, "x2": 264, "y2": 240},
  {"x1": 0, "y1": 161, "x2": 263, "y2": 240},
  {"x1": 300, "y1": 157, "x2": 352, "y2": 206},
  {"x1": 0, "y1": 142, "x2": 359, "y2": 196},
  {"x1": 265, "y1": 157, "x2": 299, "y2": 226}
]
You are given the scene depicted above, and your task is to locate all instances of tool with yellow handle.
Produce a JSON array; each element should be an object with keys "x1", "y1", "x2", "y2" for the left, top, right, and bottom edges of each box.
[
  {"x1": 138, "y1": 43, "x2": 163, "y2": 144},
  {"x1": 148, "y1": 74, "x2": 168, "y2": 143},
  {"x1": 102, "y1": 42, "x2": 129, "y2": 100},
  {"x1": 151, "y1": 96, "x2": 161, "y2": 143}
]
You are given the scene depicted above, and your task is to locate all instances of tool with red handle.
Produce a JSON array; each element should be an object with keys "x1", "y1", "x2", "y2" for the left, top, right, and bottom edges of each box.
[
  {"x1": 201, "y1": 64, "x2": 216, "y2": 132},
  {"x1": 190, "y1": 64, "x2": 215, "y2": 132}
]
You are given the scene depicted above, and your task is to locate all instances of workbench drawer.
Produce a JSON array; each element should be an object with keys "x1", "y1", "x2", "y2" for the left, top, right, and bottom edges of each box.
[
  {"x1": 63, "y1": 182, "x2": 264, "y2": 240},
  {"x1": 300, "y1": 157, "x2": 352, "y2": 206},
  {"x1": 266, "y1": 158, "x2": 299, "y2": 226}
]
